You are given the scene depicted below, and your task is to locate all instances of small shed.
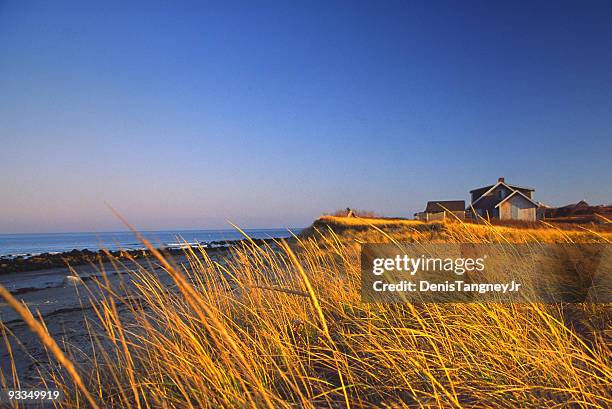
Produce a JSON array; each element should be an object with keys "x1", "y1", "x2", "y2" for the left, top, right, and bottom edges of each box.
[{"x1": 417, "y1": 200, "x2": 466, "y2": 221}]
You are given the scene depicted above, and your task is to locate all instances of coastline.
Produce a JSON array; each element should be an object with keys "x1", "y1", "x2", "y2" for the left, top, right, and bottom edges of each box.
[
  {"x1": 0, "y1": 237, "x2": 280, "y2": 275},
  {"x1": 0, "y1": 237, "x2": 281, "y2": 385}
]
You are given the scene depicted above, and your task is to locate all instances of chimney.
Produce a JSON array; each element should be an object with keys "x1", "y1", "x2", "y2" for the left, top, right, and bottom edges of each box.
[{"x1": 498, "y1": 177, "x2": 505, "y2": 183}]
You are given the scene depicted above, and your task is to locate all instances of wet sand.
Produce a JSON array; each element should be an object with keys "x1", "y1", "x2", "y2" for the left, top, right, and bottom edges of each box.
[{"x1": 0, "y1": 252, "x2": 209, "y2": 386}]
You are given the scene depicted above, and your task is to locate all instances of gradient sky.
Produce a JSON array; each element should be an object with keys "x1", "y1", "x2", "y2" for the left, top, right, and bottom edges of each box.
[{"x1": 1, "y1": 1, "x2": 611, "y2": 233}]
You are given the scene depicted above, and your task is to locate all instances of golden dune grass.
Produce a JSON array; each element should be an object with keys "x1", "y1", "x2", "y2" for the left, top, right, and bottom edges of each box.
[
  {"x1": 316, "y1": 215, "x2": 424, "y2": 227},
  {"x1": 315, "y1": 215, "x2": 612, "y2": 243},
  {"x1": 0, "y1": 218, "x2": 610, "y2": 408}
]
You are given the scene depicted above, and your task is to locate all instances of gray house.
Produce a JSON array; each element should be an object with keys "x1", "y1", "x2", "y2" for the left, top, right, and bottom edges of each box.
[{"x1": 469, "y1": 177, "x2": 538, "y2": 221}]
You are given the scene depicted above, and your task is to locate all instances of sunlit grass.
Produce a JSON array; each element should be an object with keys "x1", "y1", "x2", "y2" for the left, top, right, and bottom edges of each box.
[
  {"x1": 0, "y1": 218, "x2": 610, "y2": 408},
  {"x1": 316, "y1": 215, "x2": 424, "y2": 227}
]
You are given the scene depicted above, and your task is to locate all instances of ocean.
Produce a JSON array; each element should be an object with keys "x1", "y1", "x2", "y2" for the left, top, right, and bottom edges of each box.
[{"x1": 0, "y1": 228, "x2": 299, "y2": 258}]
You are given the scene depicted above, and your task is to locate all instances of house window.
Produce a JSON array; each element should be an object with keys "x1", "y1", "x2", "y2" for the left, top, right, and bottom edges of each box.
[{"x1": 500, "y1": 189, "x2": 506, "y2": 199}]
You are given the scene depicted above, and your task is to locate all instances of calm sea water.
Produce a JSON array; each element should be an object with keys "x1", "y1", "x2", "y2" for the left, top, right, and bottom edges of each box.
[{"x1": 0, "y1": 228, "x2": 299, "y2": 258}]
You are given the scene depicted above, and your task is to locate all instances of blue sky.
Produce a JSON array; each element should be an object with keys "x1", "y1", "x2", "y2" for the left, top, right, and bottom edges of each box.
[{"x1": 1, "y1": 1, "x2": 611, "y2": 233}]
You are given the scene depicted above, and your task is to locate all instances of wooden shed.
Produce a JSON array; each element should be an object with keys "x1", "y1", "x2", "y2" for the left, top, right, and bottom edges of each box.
[{"x1": 417, "y1": 200, "x2": 466, "y2": 221}]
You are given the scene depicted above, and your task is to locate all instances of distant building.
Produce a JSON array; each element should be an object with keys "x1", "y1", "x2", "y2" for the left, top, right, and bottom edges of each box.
[
  {"x1": 416, "y1": 200, "x2": 465, "y2": 221},
  {"x1": 542, "y1": 201, "x2": 612, "y2": 223},
  {"x1": 536, "y1": 202, "x2": 552, "y2": 220},
  {"x1": 547, "y1": 200, "x2": 590, "y2": 218},
  {"x1": 468, "y1": 177, "x2": 538, "y2": 221}
]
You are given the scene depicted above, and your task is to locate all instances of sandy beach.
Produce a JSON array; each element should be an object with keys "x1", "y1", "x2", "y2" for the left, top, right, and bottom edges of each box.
[{"x1": 0, "y1": 249, "x2": 226, "y2": 386}]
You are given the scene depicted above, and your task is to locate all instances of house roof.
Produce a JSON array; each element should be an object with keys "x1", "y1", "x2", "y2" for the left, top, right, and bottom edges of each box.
[
  {"x1": 470, "y1": 182, "x2": 534, "y2": 194},
  {"x1": 425, "y1": 200, "x2": 466, "y2": 213},
  {"x1": 470, "y1": 180, "x2": 536, "y2": 207},
  {"x1": 494, "y1": 190, "x2": 539, "y2": 208},
  {"x1": 558, "y1": 200, "x2": 590, "y2": 210},
  {"x1": 471, "y1": 181, "x2": 515, "y2": 207}
]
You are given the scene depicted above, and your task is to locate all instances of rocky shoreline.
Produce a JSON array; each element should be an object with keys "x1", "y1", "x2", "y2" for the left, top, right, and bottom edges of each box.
[
  {"x1": 0, "y1": 235, "x2": 289, "y2": 385},
  {"x1": 0, "y1": 238, "x2": 279, "y2": 275}
]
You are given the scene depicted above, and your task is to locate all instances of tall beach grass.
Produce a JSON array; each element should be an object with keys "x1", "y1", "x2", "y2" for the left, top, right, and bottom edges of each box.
[{"x1": 0, "y1": 217, "x2": 610, "y2": 408}]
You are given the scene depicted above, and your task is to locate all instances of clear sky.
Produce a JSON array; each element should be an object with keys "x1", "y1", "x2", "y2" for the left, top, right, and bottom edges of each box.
[{"x1": 1, "y1": 1, "x2": 611, "y2": 233}]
